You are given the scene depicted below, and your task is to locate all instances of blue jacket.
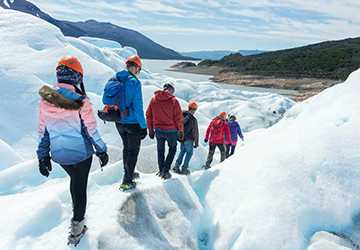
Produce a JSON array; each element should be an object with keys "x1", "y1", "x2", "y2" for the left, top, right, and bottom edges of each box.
[
  {"x1": 116, "y1": 70, "x2": 147, "y2": 129},
  {"x1": 228, "y1": 120, "x2": 244, "y2": 142}
]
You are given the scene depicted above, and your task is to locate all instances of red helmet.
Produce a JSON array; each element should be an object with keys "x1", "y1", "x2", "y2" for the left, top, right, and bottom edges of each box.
[
  {"x1": 126, "y1": 55, "x2": 142, "y2": 69},
  {"x1": 57, "y1": 56, "x2": 83, "y2": 76},
  {"x1": 219, "y1": 112, "x2": 227, "y2": 119},
  {"x1": 188, "y1": 101, "x2": 198, "y2": 110}
]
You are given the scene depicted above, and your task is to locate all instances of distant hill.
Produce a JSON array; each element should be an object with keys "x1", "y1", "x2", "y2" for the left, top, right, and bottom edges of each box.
[
  {"x1": 181, "y1": 50, "x2": 264, "y2": 60},
  {"x1": 0, "y1": 0, "x2": 193, "y2": 60},
  {"x1": 199, "y1": 37, "x2": 360, "y2": 80}
]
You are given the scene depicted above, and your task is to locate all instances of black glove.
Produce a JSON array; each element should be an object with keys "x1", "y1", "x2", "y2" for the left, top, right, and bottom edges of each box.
[
  {"x1": 204, "y1": 139, "x2": 208, "y2": 143},
  {"x1": 39, "y1": 157, "x2": 52, "y2": 177},
  {"x1": 96, "y1": 152, "x2": 109, "y2": 167},
  {"x1": 149, "y1": 129, "x2": 155, "y2": 139},
  {"x1": 178, "y1": 131, "x2": 184, "y2": 142},
  {"x1": 140, "y1": 128, "x2": 147, "y2": 140}
]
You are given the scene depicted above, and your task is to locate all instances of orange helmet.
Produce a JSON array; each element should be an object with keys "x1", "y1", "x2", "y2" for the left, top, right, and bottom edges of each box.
[
  {"x1": 188, "y1": 101, "x2": 198, "y2": 110},
  {"x1": 219, "y1": 112, "x2": 227, "y2": 119},
  {"x1": 57, "y1": 56, "x2": 83, "y2": 76},
  {"x1": 126, "y1": 55, "x2": 142, "y2": 69}
]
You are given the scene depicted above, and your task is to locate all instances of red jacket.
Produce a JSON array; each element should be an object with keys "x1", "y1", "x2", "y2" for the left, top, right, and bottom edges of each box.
[
  {"x1": 146, "y1": 90, "x2": 184, "y2": 131},
  {"x1": 205, "y1": 117, "x2": 232, "y2": 144}
]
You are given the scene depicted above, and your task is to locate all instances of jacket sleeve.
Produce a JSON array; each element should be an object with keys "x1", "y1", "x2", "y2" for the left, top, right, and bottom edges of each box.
[
  {"x1": 36, "y1": 100, "x2": 51, "y2": 160},
  {"x1": 126, "y1": 80, "x2": 147, "y2": 129},
  {"x1": 237, "y1": 122, "x2": 244, "y2": 140},
  {"x1": 225, "y1": 122, "x2": 232, "y2": 144},
  {"x1": 194, "y1": 119, "x2": 199, "y2": 147},
  {"x1": 80, "y1": 98, "x2": 107, "y2": 153},
  {"x1": 146, "y1": 98, "x2": 154, "y2": 130},
  {"x1": 173, "y1": 100, "x2": 184, "y2": 132}
]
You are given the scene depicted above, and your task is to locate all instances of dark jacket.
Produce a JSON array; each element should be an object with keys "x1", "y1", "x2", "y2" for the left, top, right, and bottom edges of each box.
[
  {"x1": 146, "y1": 90, "x2": 183, "y2": 131},
  {"x1": 183, "y1": 111, "x2": 199, "y2": 147}
]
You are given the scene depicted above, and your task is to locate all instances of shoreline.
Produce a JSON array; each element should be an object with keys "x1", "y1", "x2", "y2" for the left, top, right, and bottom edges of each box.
[{"x1": 169, "y1": 66, "x2": 341, "y2": 101}]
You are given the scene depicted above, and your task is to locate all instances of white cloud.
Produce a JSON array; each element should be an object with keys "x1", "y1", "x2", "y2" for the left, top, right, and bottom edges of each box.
[{"x1": 26, "y1": 0, "x2": 360, "y2": 51}]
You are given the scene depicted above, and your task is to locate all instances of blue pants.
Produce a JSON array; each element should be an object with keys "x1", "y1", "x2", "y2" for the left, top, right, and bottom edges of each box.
[
  {"x1": 175, "y1": 140, "x2": 194, "y2": 170},
  {"x1": 155, "y1": 129, "x2": 178, "y2": 173}
]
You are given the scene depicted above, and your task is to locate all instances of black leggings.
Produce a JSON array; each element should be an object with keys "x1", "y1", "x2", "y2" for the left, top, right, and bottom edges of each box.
[
  {"x1": 205, "y1": 143, "x2": 226, "y2": 168},
  {"x1": 116, "y1": 123, "x2": 142, "y2": 184},
  {"x1": 62, "y1": 157, "x2": 92, "y2": 222},
  {"x1": 226, "y1": 144, "x2": 236, "y2": 158}
]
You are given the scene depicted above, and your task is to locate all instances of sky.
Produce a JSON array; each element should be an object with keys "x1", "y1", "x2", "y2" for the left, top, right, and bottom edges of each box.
[{"x1": 30, "y1": 0, "x2": 360, "y2": 52}]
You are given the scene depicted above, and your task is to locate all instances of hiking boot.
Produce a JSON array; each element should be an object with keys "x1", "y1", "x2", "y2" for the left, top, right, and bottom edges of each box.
[
  {"x1": 119, "y1": 181, "x2": 136, "y2": 191},
  {"x1": 161, "y1": 171, "x2": 172, "y2": 180},
  {"x1": 172, "y1": 166, "x2": 181, "y2": 174},
  {"x1": 133, "y1": 172, "x2": 140, "y2": 179},
  {"x1": 156, "y1": 171, "x2": 162, "y2": 176},
  {"x1": 68, "y1": 219, "x2": 87, "y2": 246},
  {"x1": 203, "y1": 165, "x2": 211, "y2": 170},
  {"x1": 180, "y1": 168, "x2": 190, "y2": 175}
]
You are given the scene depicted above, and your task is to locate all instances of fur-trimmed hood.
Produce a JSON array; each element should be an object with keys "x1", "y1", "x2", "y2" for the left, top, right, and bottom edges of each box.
[{"x1": 39, "y1": 85, "x2": 84, "y2": 110}]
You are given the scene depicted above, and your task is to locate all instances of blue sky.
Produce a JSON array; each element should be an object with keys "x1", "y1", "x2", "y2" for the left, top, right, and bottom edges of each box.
[{"x1": 31, "y1": 0, "x2": 360, "y2": 52}]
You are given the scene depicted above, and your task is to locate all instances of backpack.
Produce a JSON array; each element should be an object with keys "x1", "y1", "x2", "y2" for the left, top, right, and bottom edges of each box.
[
  {"x1": 210, "y1": 119, "x2": 224, "y2": 138},
  {"x1": 97, "y1": 76, "x2": 128, "y2": 122}
]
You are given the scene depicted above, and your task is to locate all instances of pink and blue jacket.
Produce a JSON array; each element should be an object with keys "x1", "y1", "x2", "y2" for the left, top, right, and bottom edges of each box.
[{"x1": 36, "y1": 83, "x2": 107, "y2": 165}]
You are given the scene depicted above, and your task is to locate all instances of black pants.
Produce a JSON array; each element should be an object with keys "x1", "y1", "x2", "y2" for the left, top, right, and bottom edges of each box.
[
  {"x1": 205, "y1": 143, "x2": 226, "y2": 168},
  {"x1": 62, "y1": 157, "x2": 92, "y2": 222},
  {"x1": 226, "y1": 144, "x2": 236, "y2": 158},
  {"x1": 155, "y1": 129, "x2": 178, "y2": 173},
  {"x1": 116, "y1": 123, "x2": 142, "y2": 184}
]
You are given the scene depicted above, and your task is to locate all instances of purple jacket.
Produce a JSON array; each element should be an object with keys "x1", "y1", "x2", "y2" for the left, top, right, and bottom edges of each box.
[{"x1": 225, "y1": 120, "x2": 244, "y2": 144}]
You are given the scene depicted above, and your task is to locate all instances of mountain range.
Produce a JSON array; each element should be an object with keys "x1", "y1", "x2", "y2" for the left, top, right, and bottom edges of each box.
[
  {"x1": 0, "y1": 0, "x2": 193, "y2": 60},
  {"x1": 181, "y1": 50, "x2": 264, "y2": 60}
]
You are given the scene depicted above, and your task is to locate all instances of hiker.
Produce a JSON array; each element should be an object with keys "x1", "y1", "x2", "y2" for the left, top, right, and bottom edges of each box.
[
  {"x1": 112, "y1": 55, "x2": 147, "y2": 191},
  {"x1": 146, "y1": 83, "x2": 184, "y2": 179},
  {"x1": 36, "y1": 56, "x2": 108, "y2": 246},
  {"x1": 173, "y1": 101, "x2": 199, "y2": 175},
  {"x1": 225, "y1": 114, "x2": 244, "y2": 158},
  {"x1": 203, "y1": 112, "x2": 231, "y2": 169}
]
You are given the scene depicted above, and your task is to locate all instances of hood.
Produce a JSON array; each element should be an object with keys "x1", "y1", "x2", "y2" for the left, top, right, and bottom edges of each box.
[
  {"x1": 39, "y1": 85, "x2": 83, "y2": 110},
  {"x1": 154, "y1": 90, "x2": 174, "y2": 102},
  {"x1": 116, "y1": 70, "x2": 137, "y2": 83},
  {"x1": 212, "y1": 117, "x2": 225, "y2": 128}
]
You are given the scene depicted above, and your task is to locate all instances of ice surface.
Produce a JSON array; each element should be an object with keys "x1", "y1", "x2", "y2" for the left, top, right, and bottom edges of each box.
[
  {"x1": 307, "y1": 231, "x2": 353, "y2": 250},
  {"x1": 0, "y1": 139, "x2": 22, "y2": 170},
  {"x1": 2, "y1": 9, "x2": 354, "y2": 250},
  {"x1": 79, "y1": 36, "x2": 123, "y2": 49}
]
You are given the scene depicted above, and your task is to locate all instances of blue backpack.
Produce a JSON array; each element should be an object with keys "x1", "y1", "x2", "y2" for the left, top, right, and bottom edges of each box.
[
  {"x1": 97, "y1": 76, "x2": 128, "y2": 122},
  {"x1": 102, "y1": 77, "x2": 125, "y2": 105}
]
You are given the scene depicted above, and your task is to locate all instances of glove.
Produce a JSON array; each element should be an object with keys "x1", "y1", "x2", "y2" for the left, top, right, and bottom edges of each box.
[
  {"x1": 204, "y1": 139, "x2": 208, "y2": 143},
  {"x1": 148, "y1": 129, "x2": 155, "y2": 139},
  {"x1": 140, "y1": 128, "x2": 147, "y2": 140},
  {"x1": 96, "y1": 152, "x2": 109, "y2": 167},
  {"x1": 178, "y1": 131, "x2": 184, "y2": 142},
  {"x1": 39, "y1": 157, "x2": 52, "y2": 177}
]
